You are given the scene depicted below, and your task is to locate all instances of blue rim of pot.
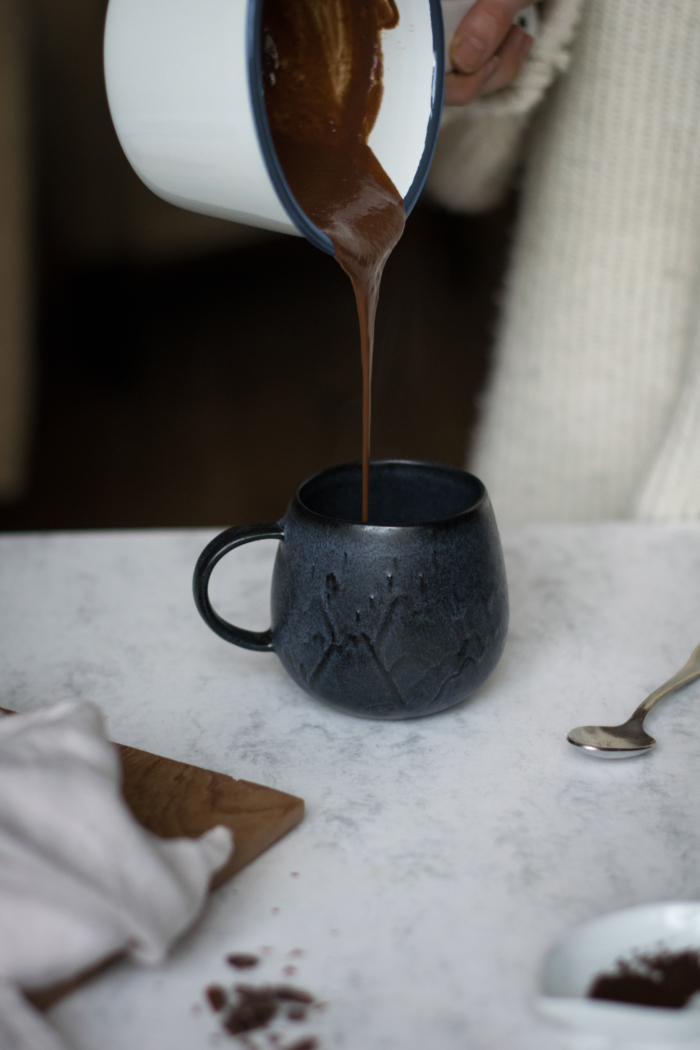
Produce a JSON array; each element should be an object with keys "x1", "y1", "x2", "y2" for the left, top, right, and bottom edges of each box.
[{"x1": 246, "y1": 0, "x2": 446, "y2": 255}]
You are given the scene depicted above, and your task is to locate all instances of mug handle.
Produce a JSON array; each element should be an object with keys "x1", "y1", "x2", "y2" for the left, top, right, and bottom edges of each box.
[{"x1": 193, "y1": 522, "x2": 284, "y2": 652}]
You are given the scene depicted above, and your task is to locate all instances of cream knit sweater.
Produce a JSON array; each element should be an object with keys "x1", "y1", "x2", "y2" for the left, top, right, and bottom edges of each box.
[{"x1": 428, "y1": 0, "x2": 700, "y2": 523}]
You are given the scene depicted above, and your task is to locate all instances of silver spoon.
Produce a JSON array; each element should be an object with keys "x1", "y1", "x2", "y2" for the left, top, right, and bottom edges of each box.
[{"x1": 567, "y1": 642, "x2": 700, "y2": 758}]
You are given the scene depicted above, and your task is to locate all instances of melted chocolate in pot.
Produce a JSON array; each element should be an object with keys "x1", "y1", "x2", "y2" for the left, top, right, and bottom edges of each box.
[{"x1": 262, "y1": 0, "x2": 405, "y2": 522}]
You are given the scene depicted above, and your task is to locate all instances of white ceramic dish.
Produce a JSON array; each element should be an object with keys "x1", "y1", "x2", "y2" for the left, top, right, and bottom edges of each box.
[
  {"x1": 538, "y1": 902, "x2": 700, "y2": 1042},
  {"x1": 104, "y1": 0, "x2": 444, "y2": 253}
]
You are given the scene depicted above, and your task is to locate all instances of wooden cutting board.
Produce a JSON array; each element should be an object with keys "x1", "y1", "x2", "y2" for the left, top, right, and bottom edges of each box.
[
  {"x1": 115, "y1": 742, "x2": 304, "y2": 890},
  {"x1": 0, "y1": 713, "x2": 304, "y2": 1009}
]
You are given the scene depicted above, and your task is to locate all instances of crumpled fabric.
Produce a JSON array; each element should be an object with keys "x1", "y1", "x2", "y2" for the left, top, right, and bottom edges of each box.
[{"x1": 0, "y1": 700, "x2": 232, "y2": 1050}]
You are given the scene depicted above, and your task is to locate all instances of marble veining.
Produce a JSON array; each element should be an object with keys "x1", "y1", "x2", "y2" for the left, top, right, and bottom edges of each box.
[{"x1": 1, "y1": 524, "x2": 700, "y2": 1049}]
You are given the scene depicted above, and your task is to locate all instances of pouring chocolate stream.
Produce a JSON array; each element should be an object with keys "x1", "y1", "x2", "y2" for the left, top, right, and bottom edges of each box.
[{"x1": 262, "y1": 0, "x2": 405, "y2": 522}]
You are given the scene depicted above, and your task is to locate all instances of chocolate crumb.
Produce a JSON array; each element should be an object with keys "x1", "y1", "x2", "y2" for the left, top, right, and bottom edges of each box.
[
  {"x1": 589, "y1": 948, "x2": 700, "y2": 1008},
  {"x1": 288, "y1": 950, "x2": 304, "y2": 959},
  {"x1": 283, "y1": 965, "x2": 297, "y2": 976},
  {"x1": 206, "y1": 985, "x2": 228, "y2": 1012},
  {"x1": 227, "y1": 953, "x2": 261, "y2": 970},
  {"x1": 204, "y1": 977, "x2": 319, "y2": 1043},
  {"x1": 224, "y1": 987, "x2": 279, "y2": 1034},
  {"x1": 273, "y1": 986, "x2": 314, "y2": 1004},
  {"x1": 234, "y1": 983, "x2": 269, "y2": 997}
]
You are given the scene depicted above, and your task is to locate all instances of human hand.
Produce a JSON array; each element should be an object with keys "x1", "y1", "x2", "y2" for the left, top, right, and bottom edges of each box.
[{"x1": 445, "y1": 0, "x2": 535, "y2": 106}]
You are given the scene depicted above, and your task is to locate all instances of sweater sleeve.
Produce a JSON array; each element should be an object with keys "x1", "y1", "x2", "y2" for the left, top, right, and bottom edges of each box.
[
  {"x1": 426, "y1": 0, "x2": 587, "y2": 213},
  {"x1": 634, "y1": 323, "x2": 700, "y2": 521}
]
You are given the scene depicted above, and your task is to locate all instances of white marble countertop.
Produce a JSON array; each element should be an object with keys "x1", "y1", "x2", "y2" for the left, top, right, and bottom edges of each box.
[{"x1": 2, "y1": 524, "x2": 700, "y2": 1050}]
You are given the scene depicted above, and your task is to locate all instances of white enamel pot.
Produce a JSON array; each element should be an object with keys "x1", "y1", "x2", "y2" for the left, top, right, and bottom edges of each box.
[{"x1": 104, "y1": 0, "x2": 446, "y2": 256}]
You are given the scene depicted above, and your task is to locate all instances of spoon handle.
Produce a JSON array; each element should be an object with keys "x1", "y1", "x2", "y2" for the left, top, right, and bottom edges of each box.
[{"x1": 633, "y1": 642, "x2": 700, "y2": 720}]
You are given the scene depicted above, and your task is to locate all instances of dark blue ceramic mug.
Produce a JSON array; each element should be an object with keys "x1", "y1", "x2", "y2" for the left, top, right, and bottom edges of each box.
[{"x1": 193, "y1": 460, "x2": 508, "y2": 720}]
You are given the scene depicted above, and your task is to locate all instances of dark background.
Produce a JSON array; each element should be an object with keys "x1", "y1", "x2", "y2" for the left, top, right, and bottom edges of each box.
[{"x1": 0, "y1": 1, "x2": 515, "y2": 531}]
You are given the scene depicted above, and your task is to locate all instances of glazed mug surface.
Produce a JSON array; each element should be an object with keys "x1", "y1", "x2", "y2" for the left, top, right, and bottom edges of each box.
[{"x1": 193, "y1": 460, "x2": 508, "y2": 720}]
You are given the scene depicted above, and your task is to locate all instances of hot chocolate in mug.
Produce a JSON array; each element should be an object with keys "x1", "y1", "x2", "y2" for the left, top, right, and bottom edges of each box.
[{"x1": 193, "y1": 461, "x2": 508, "y2": 719}]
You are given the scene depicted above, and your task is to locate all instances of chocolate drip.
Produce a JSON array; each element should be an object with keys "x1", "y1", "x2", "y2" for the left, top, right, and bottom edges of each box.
[{"x1": 262, "y1": 0, "x2": 405, "y2": 522}]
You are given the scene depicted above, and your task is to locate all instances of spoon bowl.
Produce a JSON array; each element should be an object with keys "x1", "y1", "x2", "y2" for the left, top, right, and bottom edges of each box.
[{"x1": 567, "y1": 719, "x2": 655, "y2": 758}]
